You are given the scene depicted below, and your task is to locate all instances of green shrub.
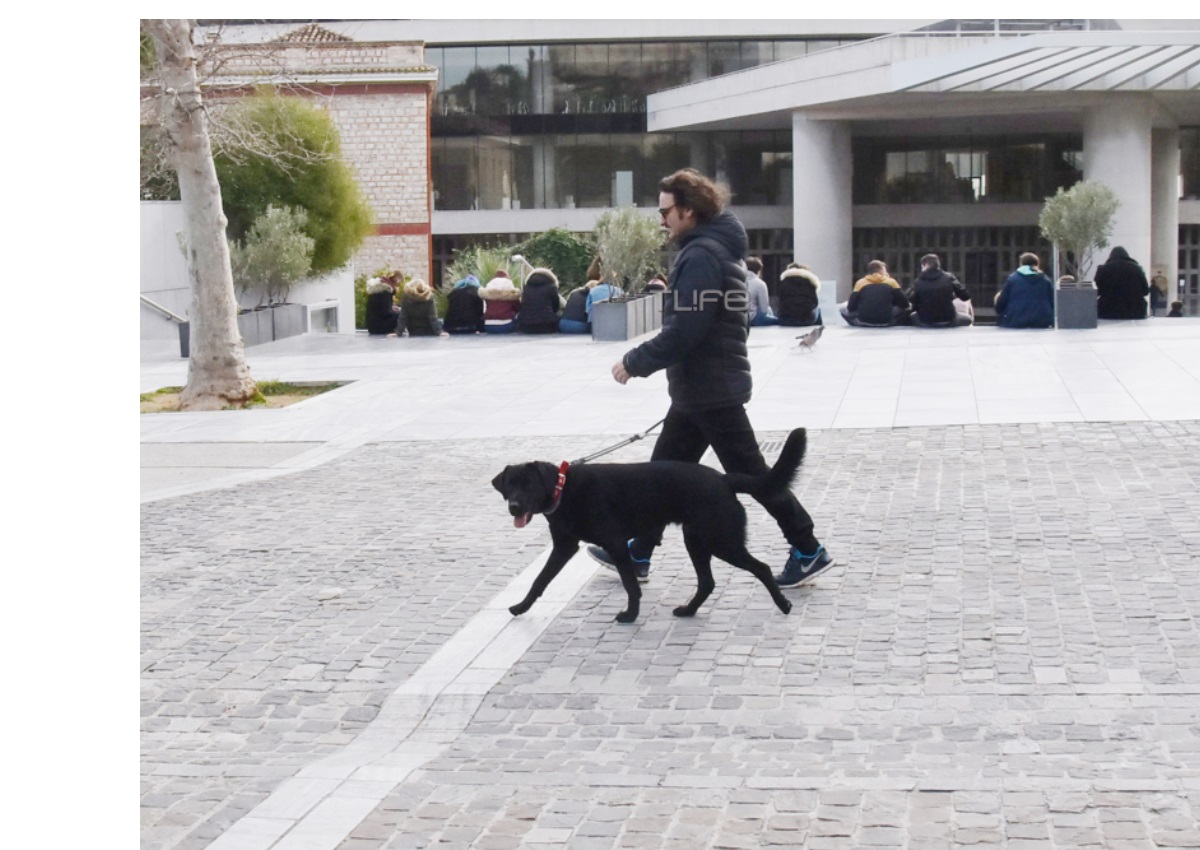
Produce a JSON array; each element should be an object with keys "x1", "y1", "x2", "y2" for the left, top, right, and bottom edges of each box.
[
  {"x1": 216, "y1": 91, "x2": 373, "y2": 274},
  {"x1": 229, "y1": 205, "x2": 315, "y2": 305},
  {"x1": 514, "y1": 228, "x2": 595, "y2": 292}
]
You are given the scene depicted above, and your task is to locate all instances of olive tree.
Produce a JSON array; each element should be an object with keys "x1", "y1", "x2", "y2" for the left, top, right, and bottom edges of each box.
[
  {"x1": 229, "y1": 205, "x2": 315, "y2": 306},
  {"x1": 593, "y1": 207, "x2": 666, "y2": 296},
  {"x1": 1038, "y1": 181, "x2": 1120, "y2": 282}
]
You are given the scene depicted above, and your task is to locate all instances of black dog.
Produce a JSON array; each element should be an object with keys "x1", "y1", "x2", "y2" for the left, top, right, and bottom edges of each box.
[{"x1": 491, "y1": 428, "x2": 808, "y2": 623}]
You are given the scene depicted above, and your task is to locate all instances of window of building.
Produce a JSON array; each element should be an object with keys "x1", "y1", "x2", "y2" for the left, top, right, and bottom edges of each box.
[
  {"x1": 1182, "y1": 127, "x2": 1200, "y2": 200},
  {"x1": 853, "y1": 135, "x2": 1083, "y2": 204},
  {"x1": 429, "y1": 38, "x2": 866, "y2": 211}
]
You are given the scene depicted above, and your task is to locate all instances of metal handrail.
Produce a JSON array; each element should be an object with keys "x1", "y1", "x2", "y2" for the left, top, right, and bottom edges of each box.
[{"x1": 140, "y1": 294, "x2": 186, "y2": 324}]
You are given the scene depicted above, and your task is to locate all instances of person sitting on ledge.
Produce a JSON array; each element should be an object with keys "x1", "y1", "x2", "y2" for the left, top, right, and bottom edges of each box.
[
  {"x1": 364, "y1": 274, "x2": 401, "y2": 336},
  {"x1": 1168, "y1": 300, "x2": 1184, "y2": 318},
  {"x1": 840, "y1": 259, "x2": 909, "y2": 327},
  {"x1": 443, "y1": 275, "x2": 484, "y2": 335},
  {"x1": 1095, "y1": 246, "x2": 1150, "y2": 320},
  {"x1": 745, "y1": 256, "x2": 779, "y2": 327},
  {"x1": 480, "y1": 271, "x2": 521, "y2": 334},
  {"x1": 392, "y1": 279, "x2": 446, "y2": 337},
  {"x1": 559, "y1": 281, "x2": 595, "y2": 334},
  {"x1": 910, "y1": 253, "x2": 972, "y2": 327},
  {"x1": 518, "y1": 268, "x2": 564, "y2": 334},
  {"x1": 776, "y1": 263, "x2": 822, "y2": 326},
  {"x1": 644, "y1": 272, "x2": 668, "y2": 292},
  {"x1": 995, "y1": 252, "x2": 1055, "y2": 329}
]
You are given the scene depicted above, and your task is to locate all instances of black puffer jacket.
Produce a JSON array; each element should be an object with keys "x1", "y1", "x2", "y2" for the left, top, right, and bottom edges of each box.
[
  {"x1": 1095, "y1": 246, "x2": 1149, "y2": 319},
  {"x1": 623, "y1": 211, "x2": 751, "y2": 412},
  {"x1": 443, "y1": 281, "x2": 484, "y2": 333},
  {"x1": 561, "y1": 286, "x2": 589, "y2": 324},
  {"x1": 518, "y1": 269, "x2": 563, "y2": 333},
  {"x1": 910, "y1": 267, "x2": 971, "y2": 325},
  {"x1": 777, "y1": 267, "x2": 821, "y2": 325}
]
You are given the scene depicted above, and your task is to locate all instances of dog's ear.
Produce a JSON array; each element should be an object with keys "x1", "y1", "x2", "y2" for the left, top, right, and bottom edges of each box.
[
  {"x1": 491, "y1": 467, "x2": 511, "y2": 494},
  {"x1": 535, "y1": 462, "x2": 559, "y2": 500}
]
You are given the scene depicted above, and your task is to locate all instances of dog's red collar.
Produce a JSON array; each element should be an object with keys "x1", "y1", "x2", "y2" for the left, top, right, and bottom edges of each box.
[{"x1": 544, "y1": 461, "x2": 569, "y2": 515}]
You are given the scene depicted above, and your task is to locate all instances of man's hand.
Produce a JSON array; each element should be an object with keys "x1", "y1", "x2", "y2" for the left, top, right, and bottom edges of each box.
[{"x1": 612, "y1": 361, "x2": 631, "y2": 385}]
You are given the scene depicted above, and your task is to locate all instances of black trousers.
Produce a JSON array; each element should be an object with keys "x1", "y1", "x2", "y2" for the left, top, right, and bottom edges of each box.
[{"x1": 631, "y1": 403, "x2": 819, "y2": 558}]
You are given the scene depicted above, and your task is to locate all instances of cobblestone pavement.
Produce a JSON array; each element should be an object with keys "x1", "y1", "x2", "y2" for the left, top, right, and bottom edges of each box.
[{"x1": 142, "y1": 422, "x2": 1200, "y2": 849}]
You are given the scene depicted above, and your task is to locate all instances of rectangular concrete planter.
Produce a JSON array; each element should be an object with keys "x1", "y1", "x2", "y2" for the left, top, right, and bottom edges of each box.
[
  {"x1": 271, "y1": 303, "x2": 308, "y2": 339},
  {"x1": 1056, "y1": 280, "x2": 1098, "y2": 329},
  {"x1": 179, "y1": 303, "x2": 311, "y2": 358},
  {"x1": 237, "y1": 308, "x2": 273, "y2": 347},
  {"x1": 591, "y1": 292, "x2": 663, "y2": 341}
]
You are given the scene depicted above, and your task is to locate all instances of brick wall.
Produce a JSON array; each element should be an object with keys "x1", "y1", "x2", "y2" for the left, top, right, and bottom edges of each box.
[{"x1": 354, "y1": 234, "x2": 430, "y2": 282}]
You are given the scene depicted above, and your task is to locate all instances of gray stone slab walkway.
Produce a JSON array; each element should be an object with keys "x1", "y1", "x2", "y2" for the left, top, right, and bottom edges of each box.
[{"x1": 142, "y1": 420, "x2": 1200, "y2": 849}]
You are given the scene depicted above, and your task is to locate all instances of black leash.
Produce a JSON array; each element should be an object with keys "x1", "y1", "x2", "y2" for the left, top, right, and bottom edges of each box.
[{"x1": 571, "y1": 418, "x2": 665, "y2": 466}]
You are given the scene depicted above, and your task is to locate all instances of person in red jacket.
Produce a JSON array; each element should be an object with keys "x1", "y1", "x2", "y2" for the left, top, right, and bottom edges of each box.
[{"x1": 480, "y1": 271, "x2": 521, "y2": 334}]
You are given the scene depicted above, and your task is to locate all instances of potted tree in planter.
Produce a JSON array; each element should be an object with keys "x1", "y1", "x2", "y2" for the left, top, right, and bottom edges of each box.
[
  {"x1": 590, "y1": 207, "x2": 666, "y2": 341},
  {"x1": 229, "y1": 204, "x2": 315, "y2": 345},
  {"x1": 1038, "y1": 180, "x2": 1120, "y2": 329}
]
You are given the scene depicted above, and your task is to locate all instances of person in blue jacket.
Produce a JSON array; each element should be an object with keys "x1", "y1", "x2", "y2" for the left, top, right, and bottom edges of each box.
[{"x1": 996, "y1": 252, "x2": 1055, "y2": 329}]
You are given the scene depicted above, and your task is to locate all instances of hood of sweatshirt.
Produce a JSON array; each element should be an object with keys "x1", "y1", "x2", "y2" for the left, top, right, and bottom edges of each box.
[{"x1": 678, "y1": 210, "x2": 749, "y2": 261}]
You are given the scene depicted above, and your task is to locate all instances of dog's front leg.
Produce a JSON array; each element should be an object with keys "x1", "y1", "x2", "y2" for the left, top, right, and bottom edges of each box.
[
  {"x1": 509, "y1": 534, "x2": 579, "y2": 617},
  {"x1": 604, "y1": 547, "x2": 643, "y2": 624}
]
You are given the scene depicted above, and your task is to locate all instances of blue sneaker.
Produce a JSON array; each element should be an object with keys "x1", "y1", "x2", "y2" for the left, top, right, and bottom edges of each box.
[
  {"x1": 775, "y1": 545, "x2": 835, "y2": 588},
  {"x1": 587, "y1": 541, "x2": 650, "y2": 582}
]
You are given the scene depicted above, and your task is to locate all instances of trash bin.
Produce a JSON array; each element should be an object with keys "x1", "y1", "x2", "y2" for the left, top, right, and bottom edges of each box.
[{"x1": 1056, "y1": 279, "x2": 1097, "y2": 329}]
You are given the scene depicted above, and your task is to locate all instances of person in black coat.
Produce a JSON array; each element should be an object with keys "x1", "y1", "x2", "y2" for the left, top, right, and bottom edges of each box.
[
  {"x1": 559, "y1": 282, "x2": 593, "y2": 334},
  {"x1": 517, "y1": 268, "x2": 564, "y2": 334},
  {"x1": 776, "y1": 264, "x2": 822, "y2": 326},
  {"x1": 593, "y1": 167, "x2": 833, "y2": 590},
  {"x1": 364, "y1": 275, "x2": 400, "y2": 335},
  {"x1": 443, "y1": 275, "x2": 485, "y2": 334},
  {"x1": 1095, "y1": 246, "x2": 1150, "y2": 319},
  {"x1": 910, "y1": 253, "x2": 972, "y2": 327}
]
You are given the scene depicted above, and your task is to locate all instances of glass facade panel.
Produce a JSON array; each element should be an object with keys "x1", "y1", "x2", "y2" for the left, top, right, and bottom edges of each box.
[
  {"x1": 773, "y1": 41, "x2": 810, "y2": 62},
  {"x1": 853, "y1": 135, "x2": 1083, "y2": 204},
  {"x1": 1182, "y1": 128, "x2": 1200, "y2": 200},
  {"x1": 429, "y1": 38, "x2": 873, "y2": 210},
  {"x1": 438, "y1": 46, "x2": 476, "y2": 114}
]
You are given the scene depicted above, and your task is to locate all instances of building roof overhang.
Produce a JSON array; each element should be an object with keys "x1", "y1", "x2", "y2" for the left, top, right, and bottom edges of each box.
[{"x1": 648, "y1": 30, "x2": 1200, "y2": 132}]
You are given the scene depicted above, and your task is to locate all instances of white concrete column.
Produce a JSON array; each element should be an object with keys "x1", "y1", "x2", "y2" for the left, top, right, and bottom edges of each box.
[
  {"x1": 1083, "y1": 95, "x2": 1154, "y2": 277},
  {"x1": 1152, "y1": 127, "x2": 1181, "y2": 302},
  {"x1": 791, "y1": 113, "x2": 852, "y2": 307}
]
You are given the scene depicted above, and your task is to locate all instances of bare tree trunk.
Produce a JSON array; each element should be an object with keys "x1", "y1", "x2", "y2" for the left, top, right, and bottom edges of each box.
[{"x1": 144, "y1": 19, "x2": 255, "y2": 410}]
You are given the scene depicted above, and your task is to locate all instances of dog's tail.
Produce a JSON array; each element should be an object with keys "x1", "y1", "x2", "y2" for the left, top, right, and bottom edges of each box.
[{"x1": 725, "y1": 428, "x2": 807, "y2": 500}]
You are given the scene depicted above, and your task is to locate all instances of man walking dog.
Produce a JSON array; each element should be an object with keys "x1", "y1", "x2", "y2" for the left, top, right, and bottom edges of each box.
[{"x1": 591, "y1": 168, "x2": 835, "y2": 588}]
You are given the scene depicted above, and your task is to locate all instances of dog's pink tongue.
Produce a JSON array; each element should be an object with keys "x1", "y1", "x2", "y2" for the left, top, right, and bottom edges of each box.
[{"x1": 514, "y1": 512, "x2": 531, "y2": 529}]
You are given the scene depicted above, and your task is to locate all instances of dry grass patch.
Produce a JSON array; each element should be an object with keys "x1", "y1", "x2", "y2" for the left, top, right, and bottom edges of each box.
[{"x1": 140, "y1": 380, "x2": 347, "y2": 413}]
